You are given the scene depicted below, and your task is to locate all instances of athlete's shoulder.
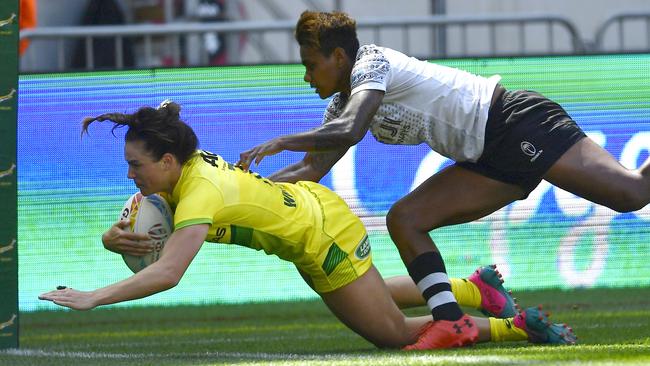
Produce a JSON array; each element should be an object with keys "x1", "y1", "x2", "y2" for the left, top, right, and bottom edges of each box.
[
  {"x1": 351, "y1": 44, "x2": 391, "y2": 93},
  {"x1": 355, "y1": 44, "x2": 413, "y2": 65},
  {"x1": 180, "y1": 150, "x2": 232, "y2": 185},
  {"x1": 354, "y1": 44, "x2": 390, "y2": 66},
  {"x1": 171, "y1": 151, "x2": 224, "y2": 207},
  {"x1": 195, "y1": 149, "x2": 224, "y2": 166}
]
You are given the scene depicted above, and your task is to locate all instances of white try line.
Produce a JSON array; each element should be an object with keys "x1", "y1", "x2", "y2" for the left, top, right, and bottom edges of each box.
[
  {"x1": 1, "y1": 349, "x2": 135, "y2": 359},
  {"x1": 10, "y1": 348, "x2": 650, "y2": 365},
  {"x1": 0, "y1": 349, "x2": 521, "y2": 364},
  {"x1": 6, "y1": 346, "x2": 648, "y2": 364},
  {"x1": 0, "y1": 349, "x2": 373, "y2": 361}
]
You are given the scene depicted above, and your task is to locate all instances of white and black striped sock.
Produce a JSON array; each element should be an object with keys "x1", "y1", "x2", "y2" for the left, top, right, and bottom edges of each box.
[{"x1": 407, "y1": 251, "x2": 463, "y2": 321}]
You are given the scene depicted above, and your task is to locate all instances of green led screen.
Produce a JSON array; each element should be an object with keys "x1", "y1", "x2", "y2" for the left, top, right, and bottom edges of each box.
[{"x1": 18, "y1": 54, "x2": 650, "y2": 311}]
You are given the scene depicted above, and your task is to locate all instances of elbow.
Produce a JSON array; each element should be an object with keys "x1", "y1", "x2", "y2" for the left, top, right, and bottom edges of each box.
[
  {"x1": 340, "y1": 129, "x2": 363, "y2": 147},
  {"x1": 160, "y1": 275, "x2": 180, "y2": 290},
  {"x1": 305, "y1": 166, "x2": 327, "y2": 183},
  {"x1": 157, "y1": 267, "x2": 183, "y2": 289}
]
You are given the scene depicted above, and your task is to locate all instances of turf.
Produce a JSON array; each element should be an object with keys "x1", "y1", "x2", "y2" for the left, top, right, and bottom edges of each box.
[{"x1": 2, "y1": 287, "x2": 650, "y2": 365}]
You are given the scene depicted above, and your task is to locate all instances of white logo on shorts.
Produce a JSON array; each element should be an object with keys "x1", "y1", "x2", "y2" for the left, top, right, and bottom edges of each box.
[{"x1": 520, "y1": 141, "x2": 543, "y2": 162}]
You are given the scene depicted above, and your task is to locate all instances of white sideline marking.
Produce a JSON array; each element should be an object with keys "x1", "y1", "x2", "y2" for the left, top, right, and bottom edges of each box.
[
  {"x1": 0, "y1": 349, "x2": 517, "y2": 364},
  {"x1": 6, "y1": 346, "x2": 649, "y2": 364},
  {"x1": 1, "y1": 349, "x2": 135, "y2": 359}
]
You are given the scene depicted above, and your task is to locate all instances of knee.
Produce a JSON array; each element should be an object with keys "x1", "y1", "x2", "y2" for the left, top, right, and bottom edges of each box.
[
  {"x1": 387, "y1": 200, "x2": 444, "y2": 232},
  {"x1": 386, "y1": 201, "x2": 427, "y2": 237},
  {"x1": 386, "y1": 202, "x2": 409, "y2": 233},
  {"x1": 608, "y1": 189, "x2": 648, "y2": 213}
]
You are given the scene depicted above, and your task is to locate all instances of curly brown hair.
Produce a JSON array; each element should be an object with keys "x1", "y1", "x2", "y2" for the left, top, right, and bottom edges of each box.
[
  {"x1": 81, "y1": 100, "x2": 198, "y2": 165},
  {"x1": 295, "y1": 10, "x2": 359, "y2": 59}
]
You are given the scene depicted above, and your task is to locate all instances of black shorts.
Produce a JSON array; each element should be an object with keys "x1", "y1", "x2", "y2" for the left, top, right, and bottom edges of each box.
[{"x1": 456, "y1": 89, "x2": 586, "y2": 196}]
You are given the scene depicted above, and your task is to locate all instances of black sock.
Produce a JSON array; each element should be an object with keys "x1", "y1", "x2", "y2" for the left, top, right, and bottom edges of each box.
[{"x1": 406, "y1": 251, "x2": 463, "y2": 321}]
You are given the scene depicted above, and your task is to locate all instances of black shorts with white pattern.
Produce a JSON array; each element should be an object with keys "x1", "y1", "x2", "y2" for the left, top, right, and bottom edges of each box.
[{"x1": 456, "y1": 89, "x2": 586, "y2": 197}]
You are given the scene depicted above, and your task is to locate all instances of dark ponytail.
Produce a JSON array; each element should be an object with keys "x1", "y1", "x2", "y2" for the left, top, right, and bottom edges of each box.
[{"x1": 81, "y1": 100, "x2": 198, "y2": 164}]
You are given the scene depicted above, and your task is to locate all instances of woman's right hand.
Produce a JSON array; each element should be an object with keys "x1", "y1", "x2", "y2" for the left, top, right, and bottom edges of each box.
[{"x1": 101, "y1": 220, "x2": 153, "y2": 256}]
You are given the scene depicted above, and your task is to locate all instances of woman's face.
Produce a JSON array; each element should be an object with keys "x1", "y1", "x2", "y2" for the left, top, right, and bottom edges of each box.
[
  {"x1": 300, "y1": 46, "x2": 350, "y2": 99},
  {"x1": 124, "y1": 140, "x2": 172, "y2": 196}
]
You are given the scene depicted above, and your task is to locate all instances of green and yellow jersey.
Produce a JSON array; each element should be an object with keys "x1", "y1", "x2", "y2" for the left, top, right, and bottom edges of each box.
[
  {"x1": 164, "y1": 152, "x2": 329, "y2": 257},
  {"x1": 162, "y1": 150, "x2": 371, "y2": 292}
]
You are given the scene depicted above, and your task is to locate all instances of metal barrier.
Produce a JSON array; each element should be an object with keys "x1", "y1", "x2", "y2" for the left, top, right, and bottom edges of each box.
[
  {"x1": 20, "y1": 14, "x2": 586, "y2": 72},
  {"x1": 594, "y1": 12, "x2": 650, "y2": 52}
]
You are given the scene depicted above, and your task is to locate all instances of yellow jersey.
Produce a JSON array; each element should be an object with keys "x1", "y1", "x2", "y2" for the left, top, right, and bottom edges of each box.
[{"x1": 163, "y1": 150, "x2": 328, "y2": 264}]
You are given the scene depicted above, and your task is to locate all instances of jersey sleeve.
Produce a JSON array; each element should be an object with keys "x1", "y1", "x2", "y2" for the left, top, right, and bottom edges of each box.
[
  {"x1": 321, "y1": 93, "x2": 347, "y2": 124},
  {"x1": 350, "y1": 45, "x2": 390, "y2": 95},
  {"x1": 173, "y1": 176, "x2": 223, "y2": 230}
]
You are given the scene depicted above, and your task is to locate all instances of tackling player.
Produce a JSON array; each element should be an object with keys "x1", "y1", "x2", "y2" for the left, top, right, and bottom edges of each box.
[{"x1": 237, "y1": 10, "x2": 649, "y2": 349}]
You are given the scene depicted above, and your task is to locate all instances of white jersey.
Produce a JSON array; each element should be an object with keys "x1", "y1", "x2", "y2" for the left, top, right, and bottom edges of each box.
[{"x1": 323, "y1": 45, "x2": 501, "y2": 162}]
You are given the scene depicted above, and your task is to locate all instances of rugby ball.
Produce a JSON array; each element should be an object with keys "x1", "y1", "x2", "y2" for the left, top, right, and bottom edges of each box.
[{"x1": 119, "y1": 192, "x2": 174, "y2": 273}]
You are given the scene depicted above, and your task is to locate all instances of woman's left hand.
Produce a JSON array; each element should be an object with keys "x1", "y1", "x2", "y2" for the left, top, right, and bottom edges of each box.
[{"x1": 39, "y1": 287, "x2": 97, "y2": 311}]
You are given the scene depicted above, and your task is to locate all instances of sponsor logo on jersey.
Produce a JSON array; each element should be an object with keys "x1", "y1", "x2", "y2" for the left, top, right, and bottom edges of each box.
[
  {"x1": 213, "y1": 226, "x2": 227, "y2": 242},
  {"x1": 354, "y1": 235, "x2": 371, "y2": 260},
  {"x1": 280, "y1": 187, "x2": 296, "y2": 207}
]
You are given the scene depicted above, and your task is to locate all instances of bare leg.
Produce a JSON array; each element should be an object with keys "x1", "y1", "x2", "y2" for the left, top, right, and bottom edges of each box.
[
  {"x1": 472, "y1": 317, "x2": 491, "y2": 342},
  {"x1": 545, "y1": 137, "x2": 650, "y2": 212},
  {"x1": 314, "y1": 266, "x2": 493, "y2": 348},
  {"x1": 386, "y1": 165, "x2": 525, "y2": 265},
  {"x1": 318, "y1": 266, "x2": 429, "y2": 348},
  {"x1": 385, "y1": 275, "x2": 424, "y2": 309}
]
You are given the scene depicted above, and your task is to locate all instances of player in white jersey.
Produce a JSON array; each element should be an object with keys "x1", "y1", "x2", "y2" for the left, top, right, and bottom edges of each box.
[
  {"x1": 325, "y1": 44, "x2": 501, "y2": 162},
  {"x1": 238, "y1": 10, "x2": 650, "y2": 350}
]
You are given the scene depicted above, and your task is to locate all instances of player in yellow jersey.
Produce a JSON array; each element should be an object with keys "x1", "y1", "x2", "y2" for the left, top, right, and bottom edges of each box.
[{"x1": 40, "y1": 101, "x2": 575, "y2": 349}]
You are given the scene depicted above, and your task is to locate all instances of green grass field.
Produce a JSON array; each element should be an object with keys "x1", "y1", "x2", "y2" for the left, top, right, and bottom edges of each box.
[{"x1": 2, "y1": 287, "x2": 650, "y2": 365}]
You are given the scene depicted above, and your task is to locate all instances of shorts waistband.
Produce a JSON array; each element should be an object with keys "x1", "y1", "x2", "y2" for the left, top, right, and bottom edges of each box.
[{"x1": 490, "y1": 83, "x2": 506, "y2": 110}]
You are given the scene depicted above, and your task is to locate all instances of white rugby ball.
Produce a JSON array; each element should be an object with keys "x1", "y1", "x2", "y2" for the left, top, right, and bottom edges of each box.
[{"x1": 119, "y1": 192, "x2": 174, "y2": 273}]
